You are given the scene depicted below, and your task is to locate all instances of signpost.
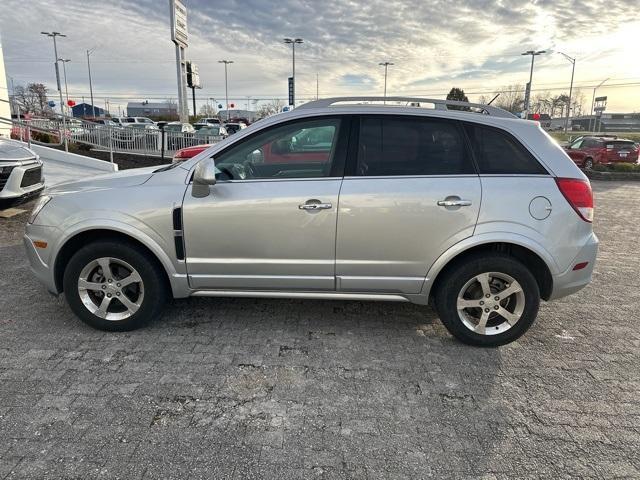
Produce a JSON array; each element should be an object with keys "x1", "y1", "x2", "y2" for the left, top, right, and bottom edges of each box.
[
  {"x1": 288, "y1": 77, "x2": 294, "y2": 108},
  {"x1": 170, "y1": 0, "x2": 189, "y2": 123},
  {"x1": 594, "y1": 96, "x2": 607, "y2": 133}
]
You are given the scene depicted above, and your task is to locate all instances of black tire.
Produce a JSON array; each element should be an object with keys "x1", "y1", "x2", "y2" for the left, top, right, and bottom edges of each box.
[
  {"x1": 434, "y1": 254, "x2": 540, "y2": 347},
  {"x1": 584, "y1": 158, "x2": 593, "y2": 170},
  {"x1": 63, "y1": 240, "x2": 167, "y2": 331}
]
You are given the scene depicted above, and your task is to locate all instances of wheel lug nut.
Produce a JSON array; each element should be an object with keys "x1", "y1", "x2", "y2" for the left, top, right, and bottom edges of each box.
[
  {"x1": 479, "y1": 301, "x2": 484, "y2": 305},
  {"x1": 107, "y1": 293, "x2": 112, "y2": 298},
  {"x1": 101, "y1": 285, "x2": 106, "y2": 289},
  {"x1": 485, "y1": 294, "x2": 490, "y2": 298},
  {"x1": 494, "y1": 305, "x2": 499, "y2": 310},
  {"x1": 108, "y1": 279, "x2": 112, "y2": 283},
  {"x1": 484, "y1": 308, "x2": 490, "y2": 313},
  {"x1": 117, "y1": 283, "x2": 121, "y2": 287},
  {"x1": 495, "y1": 296, "x2": 500, "y2": 301},
  {"x1": 116, "y1": 292, "x2": 120, "y2": 296}
]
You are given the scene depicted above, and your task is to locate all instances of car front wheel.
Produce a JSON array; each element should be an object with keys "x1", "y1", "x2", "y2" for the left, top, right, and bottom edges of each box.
[
  {"x1": 63, "y1": 241, "x2": 167, "y2": 331},
  {"x1": 434, "y1": 254, "x2": 540, "y2": 347},
  {"x1": 584, "y1": 158, "x2": 594, "y2": 170}
]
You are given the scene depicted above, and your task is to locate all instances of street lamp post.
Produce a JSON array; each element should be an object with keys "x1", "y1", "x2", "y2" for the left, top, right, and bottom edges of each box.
[
  {"x1": 87, "y1": 48, "x2": 97, "y2": 118},
  {"x1": 558, "y1": 52, "x2": 576, "y2": 134},
  {"x1": 521, "y1": 50, "x2": 546, "y2": 118},
  {"x1": 378, "y1": 62, "x2": 394, "y2": 103},
  {"x1": 589, "y1": 78, "x2": 609, "y2": 132},
  {"x1": 41, "y1": 31, "x2": 68, "y2": 152},
  {"x1": 218, "y1": 60, "x2": 233, "y2": 121},
  {"x1": 58, "y1": 58, "x2": 71, "y2": 115},
  {"x1": 283, "y1": 38, "x2": 303, "y2": 107}
]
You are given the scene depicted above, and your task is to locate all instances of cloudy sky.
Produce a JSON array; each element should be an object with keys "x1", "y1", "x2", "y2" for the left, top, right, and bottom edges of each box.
[{"x1": 2, "y1": 0, "x2": 640, "y2": 114}]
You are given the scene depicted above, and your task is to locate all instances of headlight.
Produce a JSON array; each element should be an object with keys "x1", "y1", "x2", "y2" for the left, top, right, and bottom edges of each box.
[{"x1": 28, "y1": 195, "x2": 51, "y2": 224}]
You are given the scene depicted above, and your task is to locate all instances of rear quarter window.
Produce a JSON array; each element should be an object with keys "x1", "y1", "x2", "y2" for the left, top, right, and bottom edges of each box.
[{"x1": 464, "y1": 123, "x2": 548, "y2": 175}]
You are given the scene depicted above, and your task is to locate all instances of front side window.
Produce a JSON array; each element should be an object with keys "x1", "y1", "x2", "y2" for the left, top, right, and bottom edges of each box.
[
  {"x1": 570, "y1": 139, "x2": 583, "y2": 149},
  {"x1": 357, "y1": 116, "x2": 473, "y2": 176},
  {"x1": 213, "y1": 118, "x2": 341, "y2": 180},
  {"x1": 464, "y1": 124, "x2": 548, "y2": 175}
]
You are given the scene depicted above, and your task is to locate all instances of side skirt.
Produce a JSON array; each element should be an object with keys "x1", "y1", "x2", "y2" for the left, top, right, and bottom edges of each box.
[{"x1": 190, "y1": 290, "x2": 417, "y2": 303}]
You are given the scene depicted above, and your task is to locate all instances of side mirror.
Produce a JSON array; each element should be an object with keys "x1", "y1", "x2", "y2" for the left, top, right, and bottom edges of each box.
[{"x1": 192, "y1": 157, "x2": 216, "y2": 198}]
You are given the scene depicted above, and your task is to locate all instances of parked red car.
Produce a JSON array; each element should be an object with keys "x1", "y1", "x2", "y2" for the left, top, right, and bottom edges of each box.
[
  {"x1": 172, "y1": 143, "x2": 212, "y2": 163},
  {"x1": 564, "y1": 135, "x2": 639, "y2": 169}
]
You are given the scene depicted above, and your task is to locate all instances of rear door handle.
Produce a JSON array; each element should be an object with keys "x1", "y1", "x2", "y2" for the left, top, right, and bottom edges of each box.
[
  {"x1": 437, "y1": 199, "x2": 472, "y2": 207},
  {"x1": 299, "y1": 202, "x2": 332, "y2": 211}
]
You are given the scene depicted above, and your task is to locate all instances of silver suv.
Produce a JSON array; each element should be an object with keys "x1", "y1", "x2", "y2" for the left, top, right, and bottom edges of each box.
[{"x1": 24, "y1": 97, "x2": 598, "y2": 346}]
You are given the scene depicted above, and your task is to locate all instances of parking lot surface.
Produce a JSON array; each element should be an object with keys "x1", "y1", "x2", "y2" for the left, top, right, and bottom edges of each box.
[{"x1": 1, "y1": 180, "x2": 639, "y2": 479}]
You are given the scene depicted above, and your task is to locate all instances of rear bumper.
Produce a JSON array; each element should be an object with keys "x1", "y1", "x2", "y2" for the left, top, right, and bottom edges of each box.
[{"x1": 548, "y1": 232, "x2": 599, "y2": 301}]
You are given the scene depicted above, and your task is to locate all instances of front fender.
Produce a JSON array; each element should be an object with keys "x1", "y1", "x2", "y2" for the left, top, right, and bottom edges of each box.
[
  {"x1": 419, "y1": 232, "x2": 559, "y2": 298},
  {"x1": 51, "y1": 217, "x2": 190, "y2": 298}
]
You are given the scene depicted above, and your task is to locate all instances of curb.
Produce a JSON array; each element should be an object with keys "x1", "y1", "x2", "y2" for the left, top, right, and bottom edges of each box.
[
  {"x1": 585, "y1": 170, "x2": 640, "y2": 181},
  {"x1": 25, "y1": 143, "x2": 119, "y2": 173}
]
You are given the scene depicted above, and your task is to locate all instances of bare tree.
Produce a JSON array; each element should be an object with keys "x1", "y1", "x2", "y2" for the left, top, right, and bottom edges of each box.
[
  {"x1": 198, "y1": 104, "x2": 218, "y2": 117},
  {"x1": 256, "y1": 99, "x2": 285, "y2": 119},
  {"x1": 13, "y1": 83, "x2": 52, "y2": 115},
  {"x1": 492, "y1": 85, "x2": 525, "y2": 114}
]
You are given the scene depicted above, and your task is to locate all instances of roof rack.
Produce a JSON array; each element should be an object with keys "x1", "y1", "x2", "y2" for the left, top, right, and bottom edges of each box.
[{"x1": 296, "y1": 96, "x2": 516, "y2": 118}]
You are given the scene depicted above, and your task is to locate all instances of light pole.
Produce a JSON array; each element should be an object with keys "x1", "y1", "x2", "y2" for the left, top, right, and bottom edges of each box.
[
  {"x1": 379, "y1": 62, "x2": 394, "y2": 102},
  {"x1": 283, "y1": 38, "x2": 303, "y2": 107},
  {"x1": 521, "y1": 50, "x2": 546, "y2": 118},
  {"x1": 87, "y1": 48, "x2": 97, "y2": 117},
  {"x1": 589, "y1": 78, "x2": 609, "y2": 132},
  {"x1": 58, "y1": 58, "x2": 70, "y2": 115},
  {"x1": 41, "y1": 31, "x2": 68, "y2": 151},
  {"x1": 218, "y1": 60, "x2": 233, "y2": 121},
  {"x1": 558, "y1": 52, "x2": 576, "y2": 134},
  {"x1": 209, "y1": 97, "x2": 217, "y2": 116}
]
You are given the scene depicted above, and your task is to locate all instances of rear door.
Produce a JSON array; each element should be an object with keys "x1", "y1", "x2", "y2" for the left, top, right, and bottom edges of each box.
[{"x1": 335, "y1": 115, "x2": 481, "y2": 294}]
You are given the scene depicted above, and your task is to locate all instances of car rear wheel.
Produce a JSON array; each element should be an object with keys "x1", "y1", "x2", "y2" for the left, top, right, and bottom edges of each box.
[
  {"x1": 434, "y1": 254, "x2": 540, "y2": 347},
  {"x1": 63, "y1": 241, "x2": 167, "y2": 331},
  {"x1": 584, "y1": 158, "x2": 594, "y2": 170}
]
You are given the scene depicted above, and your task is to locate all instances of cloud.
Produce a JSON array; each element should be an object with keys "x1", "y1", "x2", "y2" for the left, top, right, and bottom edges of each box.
[{"x1": 1, "y1": 0, "x2": 638, "y2": 111}]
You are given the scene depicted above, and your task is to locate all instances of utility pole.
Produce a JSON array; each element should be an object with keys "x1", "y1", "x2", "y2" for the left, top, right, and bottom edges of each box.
[
  {"x1": 316, "y1": 73, "x2": 319, "y2": 100},
  {"x1": 59, "y1": 58, "x2": 70, "y2": 115},
  {"x1": 218, "y1": 60, "x2": 233, "y2": 121},
  {"x1": 521, "y1": 50, "x2": 546, "y2": 118},
  {"x1": 284, "y1": 38, "x2": 303, "y2": 106},
  {"x1": 378, "y1": 62, "x2": 393, "y2": 102},
  {"x1": 87, "y1": 48, "x2": 96, "y2": 117},
  {"x1": 558, "y1": 52, "x2": 576, "y2": 133},
  {"x1": 41, "y1": 31, "x2": 68, "y2": 151}
]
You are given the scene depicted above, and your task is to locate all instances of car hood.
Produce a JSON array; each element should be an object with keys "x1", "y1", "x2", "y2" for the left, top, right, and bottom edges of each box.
[
  {"x1": 0, "y1": 138, "x2": 38, "y2": 162},
  {"x1": 45, "y1": 165, "x2": 161, "y2": 195}
]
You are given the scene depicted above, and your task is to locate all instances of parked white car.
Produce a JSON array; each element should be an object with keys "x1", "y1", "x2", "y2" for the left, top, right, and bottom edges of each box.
[{"x1": 0, "y1": 139, "x2": 44, "y2": 208}]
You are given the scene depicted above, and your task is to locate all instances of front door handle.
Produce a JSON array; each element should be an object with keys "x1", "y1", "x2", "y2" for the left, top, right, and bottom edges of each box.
[
  {"x1": 299, "y1": 202, "x2": 332, "y2": 211},
  {"x1": 437, "y1": 198, "x2": 472, "y2": 207}
]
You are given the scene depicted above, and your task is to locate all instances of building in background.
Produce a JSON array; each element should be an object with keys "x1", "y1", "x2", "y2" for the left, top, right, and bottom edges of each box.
[
  {"x1": 71, "y1": 103, "x2": 106, "y2": 118},
  {"x1": 127, "y1": 101, "x2": 178, "y2": 120},
  {"x1": 217, "y1": 109, "x2": 257, "y2": 123}
]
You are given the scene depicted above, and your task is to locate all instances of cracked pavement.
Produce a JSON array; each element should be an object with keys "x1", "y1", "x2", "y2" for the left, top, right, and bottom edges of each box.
[{"x1": 0, "y1": 180, "x2": 639, "y2": 479}]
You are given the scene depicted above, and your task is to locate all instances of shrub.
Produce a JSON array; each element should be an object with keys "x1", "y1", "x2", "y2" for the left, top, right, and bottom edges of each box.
[
  {"x1": 32, "y1": 131, "x2": 54, "y2": 143},
  {"x1": 610, "y1": 162, "x2": 640, "y2": 172}
]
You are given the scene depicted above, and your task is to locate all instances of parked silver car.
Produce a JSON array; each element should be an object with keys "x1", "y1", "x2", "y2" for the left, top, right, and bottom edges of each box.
[
  {"x1": 24, "y1": 97, "x2": 598, "y2": 346},
  {"x1": 0, "y1": 139, "x2": 44, "y2": 208}
]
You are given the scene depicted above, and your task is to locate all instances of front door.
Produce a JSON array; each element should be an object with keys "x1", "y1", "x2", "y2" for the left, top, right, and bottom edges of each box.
[
  {"x1": 336, "y1": 115, "x2": 481, "y2": 294},
  {"x1": 182, "y1": 116, "x2": 348, "y2": 291}
]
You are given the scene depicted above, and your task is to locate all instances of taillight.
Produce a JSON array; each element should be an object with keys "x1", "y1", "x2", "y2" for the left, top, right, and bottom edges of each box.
[{"x1": 555, "y1": 178, "x2": 594, "y2": 223}]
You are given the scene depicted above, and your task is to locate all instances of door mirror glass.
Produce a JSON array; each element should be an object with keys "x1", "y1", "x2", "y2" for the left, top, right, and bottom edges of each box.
[{"x1": 192, "y1": 157, "x2": 216, "y2": 198}]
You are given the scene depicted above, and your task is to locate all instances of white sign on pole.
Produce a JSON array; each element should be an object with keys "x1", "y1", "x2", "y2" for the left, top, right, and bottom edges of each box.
[{"x1": 170, "y1": 0, "x2": 188, "y2": 47}]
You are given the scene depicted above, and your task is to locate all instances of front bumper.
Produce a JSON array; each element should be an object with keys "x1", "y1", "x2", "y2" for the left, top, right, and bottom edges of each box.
[{"x1": 548, "y1": 232, "x2": 599, "y2": 301}]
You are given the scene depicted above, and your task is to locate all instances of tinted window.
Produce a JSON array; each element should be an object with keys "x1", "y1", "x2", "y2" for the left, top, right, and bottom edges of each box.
[
  {"x1": 464, "y1": 124, "x2": 547, "y2": 175},
  {"x1": 357, "y1": 117, "x2": 473, "y2": 176},
  {"x1": 582, "y1": 138, "x2": 602, "y2": 148},
  {"x1": 214, "y1": 118, "x2": 341, "y2": 180}
]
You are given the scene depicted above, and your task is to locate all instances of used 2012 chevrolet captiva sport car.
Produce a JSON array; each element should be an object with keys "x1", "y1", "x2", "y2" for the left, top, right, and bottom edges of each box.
[{"x1": 25, "y1": 97, "x2": 598, "y2": 346}]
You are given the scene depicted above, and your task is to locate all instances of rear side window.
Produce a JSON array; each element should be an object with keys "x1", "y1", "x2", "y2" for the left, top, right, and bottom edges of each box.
[
  {"x1": 464, "y1": 124, "x2": 548, "y2": 175},
  {"x1": 357, "y1": 116, "x2": 474, "y2": 176},
  {"x1": 606, "y1": 141, "x2": 634, "y2": 149}
]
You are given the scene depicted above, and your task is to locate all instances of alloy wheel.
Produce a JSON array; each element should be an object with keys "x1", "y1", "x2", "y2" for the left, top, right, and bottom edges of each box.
[
  {"x1": 77, "y1": 257, "x2": 144, "y2": 321},
  {"x1": 456, "y1": 272, "x2": 525, "y2": 335}
]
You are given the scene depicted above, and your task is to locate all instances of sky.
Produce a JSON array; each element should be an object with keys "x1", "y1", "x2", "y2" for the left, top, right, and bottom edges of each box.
[{"x1": 2, "y1": 0, "x2": 640, "y2": 115}]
